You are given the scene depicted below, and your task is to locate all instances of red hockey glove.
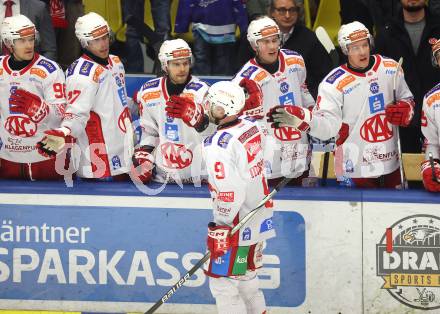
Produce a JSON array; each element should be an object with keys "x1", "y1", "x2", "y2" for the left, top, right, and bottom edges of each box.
[
  {"x1": 9, "y1": 89, "x2": 49, "y2": 123},
  {"x1": 385, "y1": 99, "x2": 414, "y2": 127},
  {"x1": 421, "y1": 159, "x2": 440, "y2": 192},
  {"x1": 267, "y1": 105, "x2": 312, "y2": 131},
  {"x1": 131, "y1": 146, "x2": 155, "y2": 183},
  {"x1": 36, "y1": 127, "x2": 74, "y2": 158},
  {"x1": 336, "y1": 123, "x2": 349, "y2": 146},
  {"x1": 239, "y1": 78, "x2": 263, "y2": 118},
  {"x1": 207, "y1": 222, "x2": 238, "y2": 259},
  {"x1": 165, "y1": 95, "x2": 205, "y2": 129}
]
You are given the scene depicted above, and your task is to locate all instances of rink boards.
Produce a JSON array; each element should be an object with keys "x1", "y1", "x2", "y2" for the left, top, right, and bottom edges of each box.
[{"x1": 0, "y1": 180, "x2": 439, "y2": 313}]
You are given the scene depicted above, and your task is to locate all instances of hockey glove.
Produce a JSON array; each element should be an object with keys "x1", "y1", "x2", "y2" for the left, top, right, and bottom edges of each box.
[
  {"x1": 131, "y1": 146, "x2": 155, "y2": 183},
  {"x1": 267, "y1": 105, "x2": 312, "y2": 131},
  {"x1": 207, "y1": 222, "x2": 239, "y2": 259},
  {"x1": 239, "y1": 78, "x2": 263, "y2": 118},
  {"x1": 36, "y1": 127, "x2": 74, "y2": 158},
  {"x1": 336, "y1": 123, "x2": 349, "y2": 146},
  {"x1": 385, "y1": 99, "x2": 414, "y2": 127},
  {"x1": 9, "y1": 89, "x2": 49, "y2": 123},
  {"x1": 421, "y1": 159, "x2": 440, "y2": 192},
  {"x1": 165, "y1": 95, "x2": 207, "y2": 131}
]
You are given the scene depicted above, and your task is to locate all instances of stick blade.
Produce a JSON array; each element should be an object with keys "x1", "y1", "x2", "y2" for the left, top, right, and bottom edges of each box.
[{"x1": 315, "y1": 26, "x2": 339, "y2": 67}]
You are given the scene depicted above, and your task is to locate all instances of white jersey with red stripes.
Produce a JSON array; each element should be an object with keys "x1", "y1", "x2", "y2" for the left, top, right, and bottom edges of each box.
[
  {"x1": 62, "y1": 54, "x2": 132, "y2": 178},
  {"x1": 137, "y1": 76, "x2": 213, "y2": 183},
  {"x1": 421, "y1": 83, "x2": 440, "y2": 160},
  {"x1": 309, "y1": 55, "x2": 414, "y2": 178},
  {"x1": 203, "y1": 117, "x2": 275, "y2": 246},
  {"x1": 0, "y1": 53, "x2": 66, "y2": 163},
  {"x1": 232, "y1": 49, "x2": 315, "y2": 179}
]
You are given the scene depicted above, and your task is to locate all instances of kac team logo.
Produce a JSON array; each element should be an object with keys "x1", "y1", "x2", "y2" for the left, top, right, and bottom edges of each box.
[{"x1": 377, "y1": 214, "x2": 440, "y2": 310}]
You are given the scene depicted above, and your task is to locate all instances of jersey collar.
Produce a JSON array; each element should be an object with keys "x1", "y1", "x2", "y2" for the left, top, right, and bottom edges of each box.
[{"x1": 3, "y1": 52, "x2": 39, "y2": 76}]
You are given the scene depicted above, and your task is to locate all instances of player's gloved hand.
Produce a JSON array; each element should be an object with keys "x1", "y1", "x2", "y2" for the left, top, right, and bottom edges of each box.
[
  {"x1": 267, "y1": 105, "x2": 312, "y2": 131},
  {"x1": 207, "y1": 222, "x2": 238, "y2": 259},
  {"x1": 239, "y1": 78, "x2": 263, "y2": 118},
  {"x1": 131, "y1": 146, "x2": 155, "y2": 183},
  {"x1": 9, "y1": 89, "x2": 49, "y2": 123},
  {"x1": 165, "y1": 95, "x2": 206, "y2": 130},
  {"x1": 421, "y1": 159, "x2": 440, "y2": 192},
  {"x1": 336, "y1": 123, "x2": 349, "y2": 146},
  {"x1": 385, "y1": 99, "x2": 414, "y2": 127},
  {"x1": 36, "y1": 127, "x2": 74, "y2": 158}
]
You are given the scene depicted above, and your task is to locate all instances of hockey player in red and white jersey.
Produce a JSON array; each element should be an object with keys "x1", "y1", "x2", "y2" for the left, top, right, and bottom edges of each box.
[
  {"x1": 37, "y1": 12, "x2": 134, "y2": 180},
  {"x1": 202, "y1": 81, "x2": 274, "y2": 314},
  {"x1": 421, "y1": 38, "x2": 440, "y2": 192},
  {"x1": 0, "y1": 15, "x2": 66, "y2": 180},
  {"x1": 268, "y1": 21, "x2": 415, "y2": 188},
  {"x1": 133, "y1": 39, "x2": 213, "y2": 184},
  {"x1": 232, "y1": 16, "x2": 315, "y2": 186}
]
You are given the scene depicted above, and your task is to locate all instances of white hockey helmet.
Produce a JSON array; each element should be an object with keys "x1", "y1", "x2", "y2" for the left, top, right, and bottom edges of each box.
[
  {"x1": 205, "y1": 81, "x2": 246, "y2": 118},
  {"x1": 247, "y1": 16, "x2": 280, "y2": 48},
  {"x1": 1, "y1": 14, "x2": 37, "y2": 48},
  {"x1": 338, "y1": 21, "x2": 373, "y2": 55},
  {"x1": 158, "y1": 39, "x2": 193, "y2": 71},
  {"x1": 75, "y1": 12, "x2": 110, "y2": 48},
  {"x1": 429, "y1": 38, "x2": 440, "y2": 67}
]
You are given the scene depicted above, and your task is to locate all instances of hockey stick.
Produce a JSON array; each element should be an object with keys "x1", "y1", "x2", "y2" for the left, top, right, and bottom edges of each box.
[
  {"x1": 315, "y1": 26, "x2": 339, "y2": 186},
  {"x1": 428, "y1": 152, "x2": 440, "y2": 183},
  {"x1": 393, "y1": 57, "x2": 407, "y2": 189},
  {"x1": 144, "y1": 176, "x2": 292, "y2": 314}
]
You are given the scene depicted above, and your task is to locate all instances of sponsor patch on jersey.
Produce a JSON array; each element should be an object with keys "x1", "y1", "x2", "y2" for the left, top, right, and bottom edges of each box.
[
  {"x1": 427, "y1": 93, "x2": 440, "y2": 107},
  {"x1": 79, "y1": 60, "x2": 94, "y2": 77},
  {"x1": 242, "y1": 227, "x2": 251, "y2": 241},
  {"x1": 254, "y1": 71, "x2": 267, "y2": 82},
  {"x1": 360, "y1": 113, "x2": 392, "y2": 142},
  {"x1": 111, "y1": 155, "x2": 122, "y2": 169},
  {"x1": 370, "y1": 82, "x2": 379, "y2": 94},
  {"x1": 240, "y1": 66, "x2": 258, "y2": 78},
  {"x1": 111, "y1": 56, "x2": 121, "y2": 64},
  {"x1": 204, "y1": 134, "x2": 214, "y2": 146},
  {"x1": 142, "y1": 79, "x2": 160, "y2": 90},
  {"x1": 260, "y1": 217, "x2": 274, "y2": 233},
  {"x1": 218, "y1": 191, "x2": 235, "y2": 202},
  {"x1": 326, "y1": 69, "x2": 345, "y2": 84},
  {"x1": 238, "y1": 126, "x2": 259, "y2": 143},
  {"x1": 368, "y1": 93, "x2": 385, "y2": 113},
  {"x1": 282, "y1": 49, "x2": 299, "y2": 56},
  {"x1": 336, "y1": 75, "x2": 355, "y2": 91},
  {"x1": 117, "y1": 88, "x2": 128, "y2": 106},
  {"x1": 0, "y1": 68, "x2": 3, "y2": 75},
  {"x1": 142, "y1": 91, "x2": 161, "y2": 101},
  {"x1": 286, "y1": 57, "x2": 304, "y2": 67},
  {"x1": 164, "y1": 123, "x2": 179, "y2": 141},
  {"x1": 280, "y1": 81, "x2": 289, "y2": 93},
  {"x1": 279, "y1": 92, "x2": 295, "y2": 106},
  {"x1": 37, "y1": 59, "x2": 56, "y2": 73},
  {"x1": 217, "y1": 132, "x2": 233, "y2": 148},
  {"x1": 66, "y1": 60, "x2": 79, "y2": 77},
  {"x1": 180, "y1": 92, "x2": 195, "y2": 101},
  {"x1": 186, "y1": 82, "x2": 203, "y2": 91},
  {"x1": 93, "y1": 66, "x2": 105, "y2": 83},
  {"x1": 245, "y1": 135, "x2": 262, "y2": 163},
  {"x1": 30, "y1": 68, "x2": 47, "y2": 79},
  {"x1": 383, "y1": 60, "x2": 397, "y2": 68}
]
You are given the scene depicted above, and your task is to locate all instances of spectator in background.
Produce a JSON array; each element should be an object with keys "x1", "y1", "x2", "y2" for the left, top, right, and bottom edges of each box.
[
  {"x1": 175, "y1": 0, "x2": 248, "y2": 76},
  {"x1": 41, "y1": 0, "x2": 84, "y2": 69},
  {"x1": 375, "y1": 0, "x2": 440, "y2": 153},
  {"x1": 123, "y1": 0, "x2": 171, "y2": 73},
  {"x1": 237, "y1": 0, "x2": 332, "y2": 98},
  {"x1": 0, "y1": 0, "x2": 57, "y2": 61}
]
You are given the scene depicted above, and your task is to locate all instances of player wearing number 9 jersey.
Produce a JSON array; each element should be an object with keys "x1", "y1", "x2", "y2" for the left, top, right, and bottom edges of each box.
[
  {"x1": 0, "y1": 15, "x2": 66, "y2": 180},
  {"x1": 37, "y1": 12, "x2": 134, "y2": 180},
  {"x1": 202, "y1": 81, "x2": 274, "y2": 314}
]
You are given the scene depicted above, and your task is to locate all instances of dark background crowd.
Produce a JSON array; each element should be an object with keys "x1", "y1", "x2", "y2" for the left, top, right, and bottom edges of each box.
[{"x1": 2, "y1": 0, "x2": 440, "y2": 179}]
